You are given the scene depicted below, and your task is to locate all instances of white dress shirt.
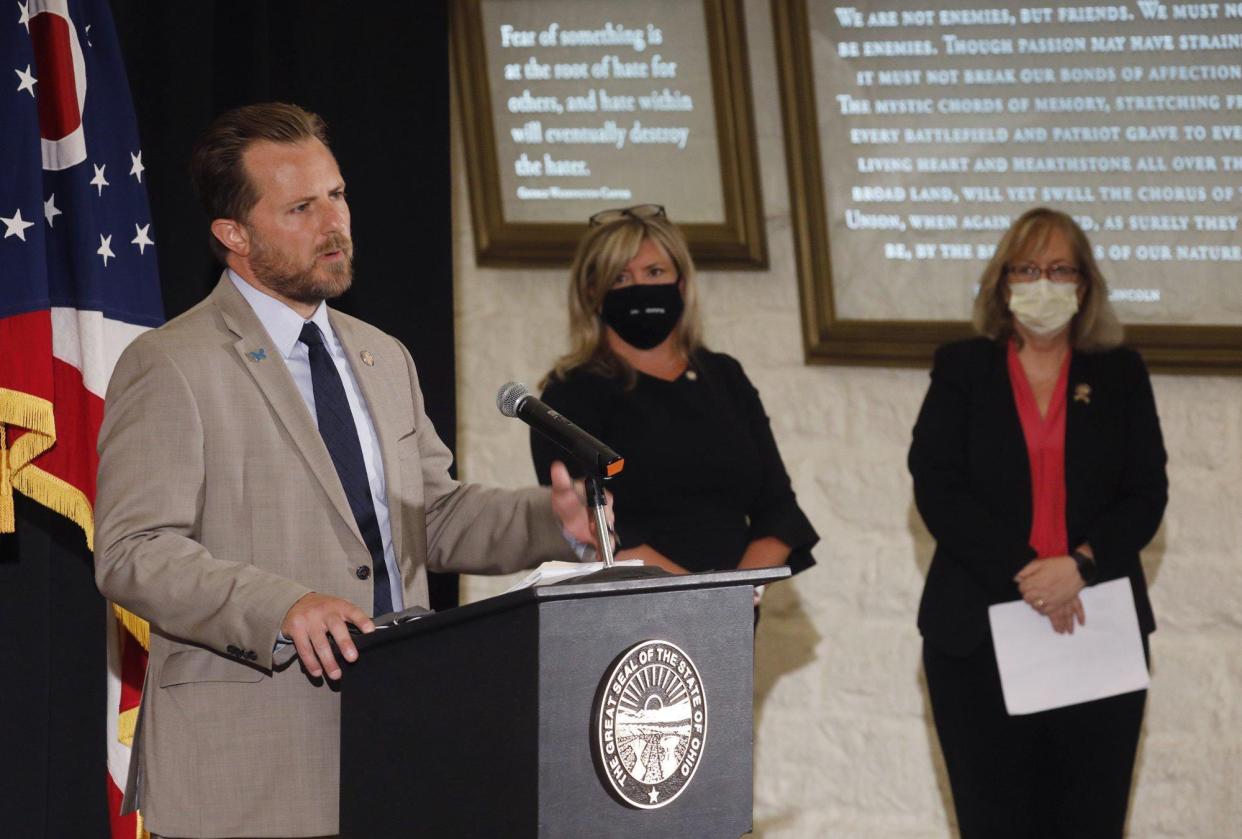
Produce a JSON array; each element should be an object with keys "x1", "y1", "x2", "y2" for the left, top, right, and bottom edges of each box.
[{"x1": 229, "y1": 270, "x2": 404, "y2": 612}]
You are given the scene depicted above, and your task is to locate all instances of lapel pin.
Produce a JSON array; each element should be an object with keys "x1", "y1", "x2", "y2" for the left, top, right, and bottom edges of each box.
[
  {"x1": 360, "y1": 350, "x2": 375, "y2": 367},
  {"x1": 247, "y1": 348, "x2": 267, "y2": 362},
  {"x1": 1073, "y1": 383, "x2": 1091, "y2": 404}
]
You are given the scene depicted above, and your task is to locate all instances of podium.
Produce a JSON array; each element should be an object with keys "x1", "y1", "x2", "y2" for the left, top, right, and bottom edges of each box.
[{"x1": 339, "y1": 567, "x2": 789, "y2": 838}]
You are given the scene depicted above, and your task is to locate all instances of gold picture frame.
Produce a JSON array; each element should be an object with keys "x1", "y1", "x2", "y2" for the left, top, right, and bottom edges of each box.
[
  {"x1": 452, "y1": 0, "x2": 767, "y2": 268},
  {"x1": 771, "y1": 0, "x2": 1242, "y2": 373}
]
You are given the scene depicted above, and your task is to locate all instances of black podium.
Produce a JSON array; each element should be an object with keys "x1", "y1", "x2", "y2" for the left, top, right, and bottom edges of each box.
[{"x1": 339, "y1": 567, "x2": 789, "y2": 838}]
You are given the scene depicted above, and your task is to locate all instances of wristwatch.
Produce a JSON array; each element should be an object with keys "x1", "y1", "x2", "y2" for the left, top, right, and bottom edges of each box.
[{"x1": 1070, "y1": 547, "x2": 1097, "y2": 584}]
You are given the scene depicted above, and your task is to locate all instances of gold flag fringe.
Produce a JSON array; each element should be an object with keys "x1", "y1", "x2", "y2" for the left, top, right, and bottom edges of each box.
[
  {"x1": 0, "y1": 387, "x2": 55, "y2": 436},
  {"x1": 0, "y1": 388, "x2": 57, "y2": 536},
  {"x1": 1, "y1": 388, "x2": 93, "y2": 549},
  {"x1": 114, "y1": 604, "x2": 151, "y2": 652},
  {"x1": 117, "y1": 706, "x2": 139, "y2": 748},
  {"x1": 0, "y1": 426, "x2": 11, "y2": 534},
  {"x1": 10, "y1": 465, "x2": 96, "y2": 548}
]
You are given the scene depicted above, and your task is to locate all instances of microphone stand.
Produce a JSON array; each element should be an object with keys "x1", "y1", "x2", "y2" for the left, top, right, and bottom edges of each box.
[
  {"x1": 586, "y1": 476, "x2": 615, "y2": 568},
  {"x1": 566, "y1": 472, "x2": 669, "y2": 585}
]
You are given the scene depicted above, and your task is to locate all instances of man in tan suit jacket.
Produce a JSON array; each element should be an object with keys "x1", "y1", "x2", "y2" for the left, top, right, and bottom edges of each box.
[{"x1": 95, "y1": 103, "x2": 592, "y2": 837}]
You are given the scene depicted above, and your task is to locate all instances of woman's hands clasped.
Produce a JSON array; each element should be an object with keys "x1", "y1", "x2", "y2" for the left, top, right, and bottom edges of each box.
[{"x1": 1015, "y1": 556, "x2": 1086, "y2": 634}]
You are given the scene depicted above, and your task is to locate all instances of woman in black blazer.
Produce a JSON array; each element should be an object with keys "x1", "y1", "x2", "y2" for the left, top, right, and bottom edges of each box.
[{"x1": 909, "y1": 207, "x2": 1167, "y2": 837}]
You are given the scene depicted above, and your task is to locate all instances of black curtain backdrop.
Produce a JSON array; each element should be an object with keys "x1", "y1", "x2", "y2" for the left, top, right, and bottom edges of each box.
[
  {"x1": 0, "y1": 3, "x2": 454, "y2": 835},
  {"x1": 0, "y1": 495, "x2": 110, "y2": 837}
]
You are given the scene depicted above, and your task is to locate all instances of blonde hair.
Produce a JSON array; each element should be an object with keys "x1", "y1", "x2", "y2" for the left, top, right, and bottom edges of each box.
[
  {"x1": 545, "y1": 214, "x2": 704, "y2": 388},
  {"x1": 973, "y1": 206, "x2": 1124, "y2": 351}
]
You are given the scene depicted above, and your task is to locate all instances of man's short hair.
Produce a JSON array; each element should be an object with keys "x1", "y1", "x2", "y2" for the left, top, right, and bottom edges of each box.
[{"x1": 190, "y1": 102, "x2": 330, "y2": 261}]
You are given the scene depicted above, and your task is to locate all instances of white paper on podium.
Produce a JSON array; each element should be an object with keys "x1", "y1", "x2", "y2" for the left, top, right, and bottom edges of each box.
[
  {"x1": 988, "y1": 577, "x2": 1149, "y2": 716},
  {"x1": 503, "y1": 559, "x2": 645, "y2": 592}
]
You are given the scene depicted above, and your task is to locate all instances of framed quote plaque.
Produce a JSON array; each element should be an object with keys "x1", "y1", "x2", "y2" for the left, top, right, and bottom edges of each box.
[
  {"x1": 452, "y1": 0, "x2": 767, "y2": 268},
  {"x1": 773, "y1": 0, "x2": 1242, "y2": 372}
]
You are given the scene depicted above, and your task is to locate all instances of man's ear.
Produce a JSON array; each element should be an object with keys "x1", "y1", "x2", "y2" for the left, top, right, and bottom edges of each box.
[{"x1": 210, "y1": 219, "x2": 250, "y2": 257}]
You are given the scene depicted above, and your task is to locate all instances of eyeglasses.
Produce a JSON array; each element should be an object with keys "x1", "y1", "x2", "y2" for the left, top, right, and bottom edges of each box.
[
  {"x1": 1007, "y1": 263, "x2": 1080, "y2": 283},
  {"x1": 588, "y1": 204, "x2": 666, "y2": 227}
]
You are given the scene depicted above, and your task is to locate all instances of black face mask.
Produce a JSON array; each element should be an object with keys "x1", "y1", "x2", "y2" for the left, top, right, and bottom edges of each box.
[{"x1": 600, "y1": 281, "x2": 684, "y2": 350}]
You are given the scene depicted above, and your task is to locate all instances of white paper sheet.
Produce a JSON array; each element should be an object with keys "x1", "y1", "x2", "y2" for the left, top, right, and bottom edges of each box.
[
  {"x1": 988, "y1": 577, "x2": 1150, "y2": 715},
  {"x1": 503, "y1": 559, "x2": 645, "y2": 592}
]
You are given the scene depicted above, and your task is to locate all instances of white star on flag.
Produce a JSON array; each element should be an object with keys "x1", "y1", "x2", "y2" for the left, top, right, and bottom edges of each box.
[
  {"x1": 97, "y1": 233, "x2": 115, "y2": 266},
  {"x1": 129, "y1": 151, "x2": 145, "y2": 183},
  {"x1": 85, "y1": 23, "x2": 93, "y2": 47},
  {"x1": 2, "y1": 208, "x2": 35, "y2": 241},
  {"x1": 44, "y1": 194, "x2": 61, "y2": 227},
  {"x1": 131, "y1": 223, "x2": 154, "y2": 254},
  {"x1": 15, "y1": 64, "x2": 37, "y2": 97},
  {"x1": 91, "y1": 163, "x2": 109, "y2": 196},
  {"x1": 18, "y1": 1, "x2": 30, "y2": 32}
]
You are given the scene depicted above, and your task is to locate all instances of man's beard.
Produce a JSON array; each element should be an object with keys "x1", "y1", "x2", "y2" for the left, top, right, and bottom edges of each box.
[{"x1": 248, "y1": 229, "x2": 354, "y2": 305}]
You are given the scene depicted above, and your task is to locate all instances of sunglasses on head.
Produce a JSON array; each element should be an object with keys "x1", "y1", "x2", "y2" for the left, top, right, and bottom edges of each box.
[{"x1": 588, "y1": 203, "x2": 667, "y2": 227}]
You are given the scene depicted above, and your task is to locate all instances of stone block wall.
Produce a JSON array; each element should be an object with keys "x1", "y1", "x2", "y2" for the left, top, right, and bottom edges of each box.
[{"x1": 449, "y1": 2, "x2": 1242, "y2": 834}]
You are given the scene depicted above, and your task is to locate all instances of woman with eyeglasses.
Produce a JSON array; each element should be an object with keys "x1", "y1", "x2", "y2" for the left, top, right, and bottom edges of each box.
[
  {"x1": 530, "y1": 204, "x2": 818, "y2": 592},
  {"x1": 908, "y1": 207, "x2": 1168, "y2": 837}
]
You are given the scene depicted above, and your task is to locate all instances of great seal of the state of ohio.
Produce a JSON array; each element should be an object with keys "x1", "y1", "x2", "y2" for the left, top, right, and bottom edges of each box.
[{"x1": 592, "y1": 639, "x2": 707, "y2": 809}]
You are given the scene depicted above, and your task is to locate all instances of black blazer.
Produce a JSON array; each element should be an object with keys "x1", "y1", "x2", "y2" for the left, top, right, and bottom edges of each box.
[{"x1": 909, "y1": 337, "x2": 1168, "y2": 656}]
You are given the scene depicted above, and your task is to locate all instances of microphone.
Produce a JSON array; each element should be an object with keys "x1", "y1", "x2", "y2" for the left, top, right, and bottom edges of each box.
[{"x1": 496, "y1": 382, "x2": 624, "y2": 479}]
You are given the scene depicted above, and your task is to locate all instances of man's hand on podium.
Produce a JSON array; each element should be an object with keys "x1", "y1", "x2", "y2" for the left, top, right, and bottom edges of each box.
[
  {"x1": 281, "y1": 592, "x2": 375, "y2": 680},
  {"x1": 549, "y1": 460, "x2": 615, "y2": 555}
]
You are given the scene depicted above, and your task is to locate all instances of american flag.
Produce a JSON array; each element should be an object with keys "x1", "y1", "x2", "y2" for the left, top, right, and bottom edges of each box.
[{"x1": 2, "y1": 1, "x2": 162, "y2": 836}]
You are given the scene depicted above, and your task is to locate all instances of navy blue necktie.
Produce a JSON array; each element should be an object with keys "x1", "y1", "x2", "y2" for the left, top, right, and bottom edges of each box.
[{"x1": 299, "y1": 321, "x2": 393, "y2": 616}]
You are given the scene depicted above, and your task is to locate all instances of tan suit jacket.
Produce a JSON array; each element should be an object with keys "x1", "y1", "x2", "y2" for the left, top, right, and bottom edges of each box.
[{"x1": 95, "y1": 276, "x2": 570, "y2": 837}]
